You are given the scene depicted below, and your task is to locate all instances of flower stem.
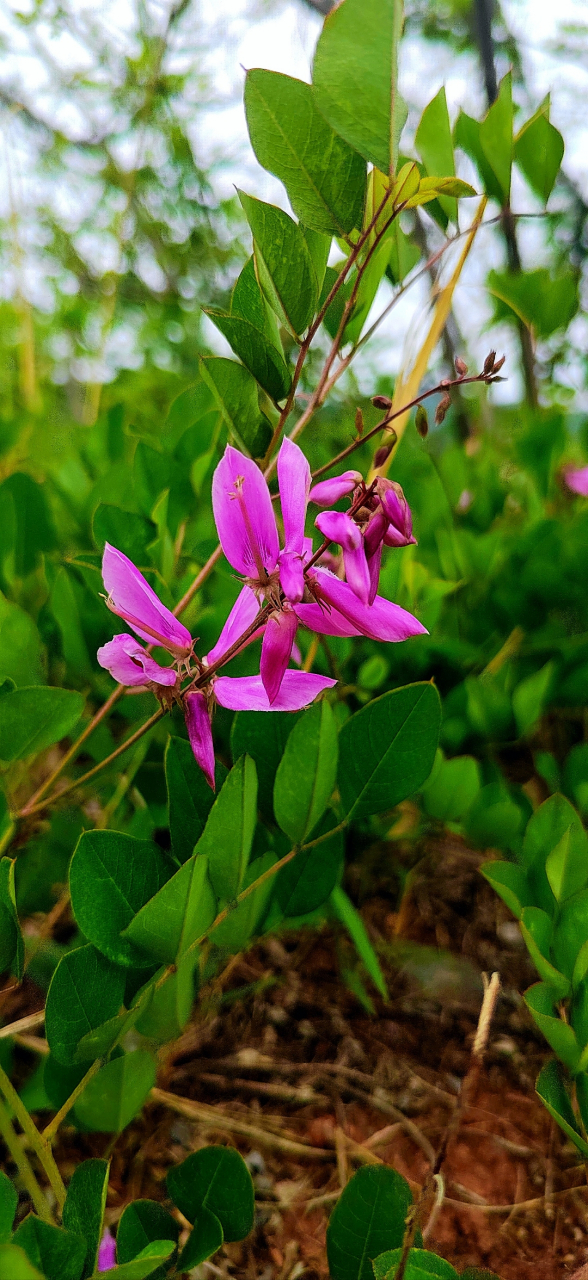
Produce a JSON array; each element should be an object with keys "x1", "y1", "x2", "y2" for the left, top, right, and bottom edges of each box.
[
  {"x1": 0, "y1": 1060, "x2": 66, "y2": 1210},
  {"x1": 42, "y1": 1059, "x2": 102, "y2": 1143},
  {"x1": 0, "y1": 1095, "x2": 55, "y2": 1224}
]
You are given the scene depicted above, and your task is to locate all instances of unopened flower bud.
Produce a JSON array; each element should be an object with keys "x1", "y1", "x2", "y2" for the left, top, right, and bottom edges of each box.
[
  {"x1": 483, "y1": 350, "x2": 497, "y2": 376},
  {"x1": 415, "y1": 405, "x2": 428, "y2": 437},
  {"x1": 372, "y1": 394, "x2": 393, "y2": 411},
  {"x1": 373, "y1": 442, "x2": 393, "y2": 468},
  {"x1": 435, "y1": 392, "x2": 451, "y2": 425},
  {"x1": 355, "y1": 407, "x2": 364, "y2": 436},
  {"x1": 493, "y1": 354, "x2": 506, "y2": 373},
  {"x1": 455, "y1": 356, "x2": 468, "y2": 377}
]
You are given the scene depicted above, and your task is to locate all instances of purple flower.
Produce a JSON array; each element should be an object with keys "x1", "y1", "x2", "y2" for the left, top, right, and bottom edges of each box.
[
  {"x1": 277, "y1": 437, "x2": 311, "y2": 604},
  {"x1": 315, "y1": 510, "x2": 371, "y2": 605},
  {"x1": 564, "y1": 465, "x2": 588, "y2": 497},
  {"x1": 97, "y1": 634, "x2": 177, "y2": 688},
  {"x1": 102, "y1": 543, "x2": 192, "y2": 658},
  {"x1": 378, "y1": 481, "x2": 417, "y2": 548},
  {"x1": 297, "y1": 569, "x2": 427, "y2": 644},
  {"x1": 97, "y1": 1229, "x2": 116, "y2": 1272}
]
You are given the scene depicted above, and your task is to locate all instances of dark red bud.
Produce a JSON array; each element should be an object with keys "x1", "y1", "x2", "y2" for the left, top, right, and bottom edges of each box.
[
  {"x1": 483, "y1": 350, "x2": 497, "y2": 375},
  {"x1": 372, "y1": 394, "x2": 393, "y2": 410},
  {"x1": 373, "y1": 443, "x2": 393, "y2": 467},
  {"x1": 435, "y1": 392, "x2": 451, "y2": 425},
  {"x1": 493, "y1": 354, "x2": 506, "y2": 373},
  {"x1": 455, "y1": 356, "x2": 468, "y2": 376},
  {"x1": 355, "y1": 407, "x2": 364, "y2": 435}
]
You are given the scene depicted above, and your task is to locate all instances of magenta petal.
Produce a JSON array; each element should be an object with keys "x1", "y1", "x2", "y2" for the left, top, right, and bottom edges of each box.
[
  {"x1": 315, "y1": 510, "x2": 362, "y2": 552},
  {"x1": 279, "y1": 550, "x2": 305, "y2": 604},
  {"x1": 366, "y1": 540, "x2": 383, "y2": 606},
  {"x1": 311, "y1": 569, "x2": 428, "y2": 642},
  {"x1": 564, "y1": 465, "x2": 588, "y2": 497},
  {"x1": 205, "y1": 585, "x2": 263, "y2": 667},
  {"x1": 380, "y1": 482, "x2": 415, "y2": 545},
  {"x1": 212, "y1": 445, "x2": 279, "y2": 579},
  {"x1": 185, "y1": 691, "x2": 216, "y2": 790},
  {"x1": 342, "y1": 544, "x2": 371, "y2": 604},
  {"x1": 97, "y1": 1230, "x2": 117, "y2": 1272},
  {"x1": 295, "y1": 601, "x2": 362, "y2": 638},
  {"x1": 309, "y1": 471, "x2": 362, "y2": 507},
  {"x1": 277, "y1": 437, "x2": 310, "y2": 555},
  {"x1": 97, "y1": 634, "x2": 177, "y2": 686},
  {"x1": 215, "y1": 671, "x2": 336, "y2": 711},
  {"x1": 260, "y1": 609, "x2": 298, "y2": 705},
  {"x1": 364, "y1": 509, "x2": 388, "y2": 558},
  {"x1": 102, "y1": 544, "x2": 191, "y2": 655}
]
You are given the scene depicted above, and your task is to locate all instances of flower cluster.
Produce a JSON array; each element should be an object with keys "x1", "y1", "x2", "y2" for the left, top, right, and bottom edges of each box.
[{"x1": 97, "y1": 437, "x2": 425, "y2": 787}]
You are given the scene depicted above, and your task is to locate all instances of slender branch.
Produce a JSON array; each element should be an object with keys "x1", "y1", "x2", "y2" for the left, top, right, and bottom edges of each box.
[
  {"x1": 393, "y1": 972, "x2": 502, "y2": 1280},
  {"x1": 0, "y1": 1096, "x2": 55, "y2": 1224},
  {"x1": 0, "y1": 1059, "x2": 66, "y2": 1210},
  {"x1": 42, "y1": 1059, "x2": 102, "y2": 1142},
  {"x1": 21, "y1": 683, "x2": 125, "y2": 815}
]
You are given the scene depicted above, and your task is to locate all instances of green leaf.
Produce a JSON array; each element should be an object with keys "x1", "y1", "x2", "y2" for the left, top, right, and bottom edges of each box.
[
  {"x1": 74, "y1": 1006, "x2": 141, "y2": 1064},
  {"x1": 0, "y1": 473, "x2": 56, "y2": 577},
  {"x1": 230, "y1": 256, "x2": 279, "y2": 339},
  {"x1": 0, "y1": 858, "x2": 23, "y2": 979},
  {"x1": 166, "y1": 1145, "x2": 254, "y2": 1241},
  {"x1": 552, "y1": 890, "x2": 588, "y2": 981},
  {"x1": 546, "y1": 823, "x2": 588, "y2": 903},
  {"x1": 134, "y1": 951, "x2": 198, "y2": 1042},
  {"x1": 523, "y1": 793, "x2": 585, "y2": 872},
  {"x1": 519, "y1": 907, "x2": 569, "y2": 997},
  {"x1": 479, "y1": 73, "x2": 513, "y2": 202},
  {"x1": 45, "y1": 944, "x2": 126, "y2": 1065},
  {"x1": 524, "y1": 983, "x2": 581, "y2": 1072},
  {"x1": 69, "y1": 830, "x2": 174, "y2": 968},
  {"x1": 211, "y1": 850, "x2": 276, "y2": 953},
  {"x1": 244, "y1": 70, "x2": 366, "y2": 236},
  {"x1": 203, "y1": 309, "x2": 291, "y2": 403},
  {"x1": 62, "y1": 1158, "x2": 109, "y2": 1280},
  {"x1": 274, "y1": 700, "x2": 338, "y2": 844},
  {"x1": 373, "y1": 1247, "x2": 458, "y2": 1279},
  {"x1": 536, "y1": 1059, "x2": 588, "y2": 1156},
  {"x1": 339, "y1": 683, "x2": 441, "y2": 820},
  {"x1": 276, "y1": 815, "x2": 344, "y2": 917},
  {"x1": 165, "y1": 736, "x2": 226, "y2": 864},
  {"x1": 0, "y1": 687, "x2": 84, "y2": 763},
  {"x1": 0, "y1": 594, "x2": 43, "y2": 688},
  {"x1": 488, "y1": 267, "x2": 578, "y2": 340},
  {"x1": 0, "y1": 1244, "x2": 45, "y2": 1279},
  {"x1": 117, "y1": 1200, "x2": 179, "y2": 1266},
  {"x1": 100, "y1": 1241, "x2": 176, "y2": 1280},
  {"x1": 312, "y1": 0, "x2": 406, "y2": 176},
  {"x1": 415, "y1": 88, "x2": 456, "y2": 222},
  {"x1": 195, "y1": 756, "x2": 258, "y2": 903},
  {"x1": 12, "y1": 1216, "x2": 85, "y2": 1280},
  {"x1": 179, "y1": 1208, "x2": 223, "y2": 1269},
  {"x1": 49, "y1": 568, "x2": 93, "y2": 679},
  {"x1": 0, "y1": 1170, "x2": 17, "y2": 1244},
  {"x1": 386, "y1": 219, "x2": 421, "y2": 284},
  {"x1": 238, "y1": 193, "x2": 319, "y2": 337},
  {"x1": 92, "y1": 505, "x2": 156, "y2": 564},
  {"x1": 230, "y1": 710, "x2": 300, "y2": 823},
  {"x1": 515, "y1": 111, "x2": 563, "y2": 204},
  {"x1": 331, "y1": 886, "x2": 387, "y2": 999},
  {"x1": 466, "y1": 782, "x2": 525, "y2": 853},
  {"x1": 421, "y1": 754, "x2": 480, "y2": 822},
  {"x1": 512, "y1": 661, "x2": 554, "y2": 736},
  {"x1": 575, "y1": 1071, "x2": 588, "y2": 1133},
  {"x1": 43, "y1": 1056, "x2": 89, "y2": 1112},
  {"x1": 73, "y1": 1049, "x2": 156, "y2": 1133},
  {"x1": 326, "y1": 1165, "x2": 412, "y2": 1280},
  {"x1": 198, "y1": 356, "x2": 270, "y2": 459},
  {"x1": 122, "y1": 853, "x2": 217, "y2": 964},
  {"x1": 453, "y1": 111, "x2": 504, "y2": 204},
  {"x1": 163, "y1": 378, "x2": 217, "y2": 452},
  {"x1": 301, "y1": 227, "x2": 331, "y2": 296}
]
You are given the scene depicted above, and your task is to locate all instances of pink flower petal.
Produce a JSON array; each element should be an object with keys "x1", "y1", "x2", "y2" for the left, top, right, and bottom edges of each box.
[
  {"x1": 295, "y1": 601, "x2": 362, "y2": 638},
  {"x1": 341, "y1": 544, "x2": 371, "y2": 604},
  {"x1": 205, "y1": 585, "x2": 263, "y2": 668},
  {"x1": 97, "y1": 1230, "x2": 117, "y2": 1272},
  {"x1": 185, "y1": 691, "x2": 216, "y2": 790},
  {"x1": 366, "y1": 540, "x2": 383, "y2": 606},
  {"x1": 310, "y1": 569, "x2": 428, "y2": 642},
  {"x1": 379, "y1": 481, "x2": 416, "y2": 546},
  {"x1": 279, "y1": 550, "x2": 305, "y2": 604},
  {"x1": 277, "y1": 437, "x2": 310, "y2": 555},
  {"x1": 564, "y1": 465, "x2": 588, "y2": 497},
  {"x1": 97, "y1": 634, "x2": 177, "y2": 686},
  {"x1": 212, "y1": 445, "x2": 279, "y2": 579},
  {"x1": 309, "y1": 471, "x2": 362, "y2": 507},
  {"x1": 260, "y1": 609, "x2": 298, "y2": 705},
  {"x1": 214, "y1": 671, "x2": 336, "y2": 711},
  {"x1": 315, "y1": 509, "x2": 362, "y2": 551},
  {"x1": 102, "y1": 544, "x2": 192, "y2": 655}
]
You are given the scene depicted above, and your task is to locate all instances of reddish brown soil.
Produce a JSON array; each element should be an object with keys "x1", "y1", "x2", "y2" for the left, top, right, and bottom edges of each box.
[{"x1": 3, "y1": 836, "x2": 588, "y2": 1279}]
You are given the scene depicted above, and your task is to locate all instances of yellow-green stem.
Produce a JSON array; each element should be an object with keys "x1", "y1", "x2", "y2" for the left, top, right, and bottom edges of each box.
[
  {"x1": 42, "y1": 1060, "x2": 102, "y2": 1143},
  {"x1": 0, "y1": 1095, "x2": 55, "y2": 1224},
  {"x1": 0, "y1": 1060, "x2": 66, "y2": 1210}
]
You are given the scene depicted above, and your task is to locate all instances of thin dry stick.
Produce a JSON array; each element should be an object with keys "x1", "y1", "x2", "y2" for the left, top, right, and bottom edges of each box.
[
  {"x1": 150, "y1": 1088, "x2": 331, "y2": 1160},
  {"x1": 393, "y1": 971, "x2": 502, "y2": 1280},
  {"x1": 0, "y1": 1010, "x2": 45, "y2": 1041}
]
